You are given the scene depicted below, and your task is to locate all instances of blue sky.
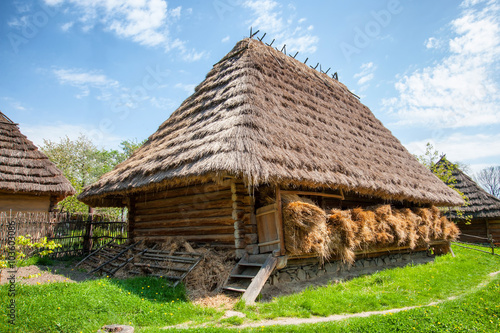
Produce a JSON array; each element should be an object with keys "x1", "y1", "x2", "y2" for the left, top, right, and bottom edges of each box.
[{"x1": 1, "y1": 0, "x2": 499, "y2": 176}]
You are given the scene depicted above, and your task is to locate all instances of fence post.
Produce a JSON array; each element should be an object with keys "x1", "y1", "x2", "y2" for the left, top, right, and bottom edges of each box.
[
  {"x1": 83, "y1": 207, "x2": 94, "y2": 254},
  {"x1": 489, "y1": 234, "x2": 495, "y2": 255}
]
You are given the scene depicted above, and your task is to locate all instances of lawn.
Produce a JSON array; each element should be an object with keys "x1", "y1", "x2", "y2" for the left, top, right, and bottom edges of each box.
[{"x1": 1, "y1": 244, "x2": 499, "y2": 332}]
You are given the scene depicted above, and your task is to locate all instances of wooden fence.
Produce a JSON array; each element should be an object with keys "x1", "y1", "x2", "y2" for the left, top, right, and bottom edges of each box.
[{"x1": 0, "y1": 211, "x2": 127, "y2": 257}]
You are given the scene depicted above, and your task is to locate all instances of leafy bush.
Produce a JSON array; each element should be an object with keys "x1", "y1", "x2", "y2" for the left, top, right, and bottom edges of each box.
[{"x1": 0, "y1": 235, "x2": 62, "y2": 268}]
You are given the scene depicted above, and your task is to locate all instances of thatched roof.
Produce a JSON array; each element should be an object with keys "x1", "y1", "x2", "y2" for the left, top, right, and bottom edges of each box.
[
  {"x1": 79, "y1": 38, "x2": 464, "y2": 208},
  {"x1": 444, "y1": 163, "x2": 500, "y2": 219},
  {"x1": 0, "y1": 111, "x2": 75, "y2": 201}
]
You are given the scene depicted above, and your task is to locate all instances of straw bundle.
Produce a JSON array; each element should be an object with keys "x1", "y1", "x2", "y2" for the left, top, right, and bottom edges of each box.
[
  {"x1": 282, "y1": 195, "x2": 330, "y2": 261},
  {"x1": 327, "y1": 209, "x2": 356, "y2": 264}
]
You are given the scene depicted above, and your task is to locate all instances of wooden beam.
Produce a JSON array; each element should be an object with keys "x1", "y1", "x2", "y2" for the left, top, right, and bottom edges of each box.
[
  {"x1": 276, "y1": 187, "x2": 286, "y2": 256},
  {"x1": 280, "y1": 190, "x2": 344, "y2": 200}
]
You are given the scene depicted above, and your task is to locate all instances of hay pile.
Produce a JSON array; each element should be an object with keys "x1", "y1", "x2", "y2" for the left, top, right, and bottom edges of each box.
[
  {"x1": 282, "y1": 196, "x2": 460, "y2": 265},
  {"x1": 184, "y1": 247, "x2": 235, "y2": 300},
  {"x1": 282, "y1": 194, "x2": 330, "y2": 262}
]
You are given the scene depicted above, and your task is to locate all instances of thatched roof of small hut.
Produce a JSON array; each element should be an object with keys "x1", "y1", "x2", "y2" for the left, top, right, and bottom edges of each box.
[
  {"x1": 79, "y1": 38, "x2": 463, "y2": 208},
  {"x1": 0, "y1": 111, "x2": 75, "y2": 201},
  {"x1": 441, "y1": 161, "x2": 500, "y2": 219}
]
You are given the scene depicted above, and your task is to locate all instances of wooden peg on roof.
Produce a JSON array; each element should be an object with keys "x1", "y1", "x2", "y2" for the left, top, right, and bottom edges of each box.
[
  {"x1": 304, "y1": 57, "x2": 308, "y2": 64},
  {"x1": 258, "y1": 33, "x2": 266, "y2": 42},
  {"x1": 250, "y1": 29, "x2": 260, "y2": 38},
  {"x1": 310, "y1": 62, "x2": 319, "y2": 70},
  {"x1": 266, "y1": 39, "x2": 275, "y2": 47},
  {"x1": 325, "y1": 67, "x2": 331, "y2": 74},
  {"x1": 332, "y1": 72, "x2": 338, "y2": 80},
  {"x1": 291, "y1": 51, "x2": 299, "y2": 59},
  {"x1": 281, "y1": 44, "x2": 286, "y2": 54}
]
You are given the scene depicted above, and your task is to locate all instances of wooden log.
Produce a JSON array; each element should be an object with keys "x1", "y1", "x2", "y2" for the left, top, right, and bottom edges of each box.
[
  {"x1": 135, "y1": 199, "x2": 232, "y2": 215},
  {"x1": 128, "y1": 197, "x2": 136, "y2": 241},
  {"x1": 136, "y1": 182, "x2": 231, "y2": 202},
  {"x1": 244, "y1": 225, "x2": 258, "y2": 234},
  {"x1": 134, "y1": 234, "x2": 234, "y2": 243},
  {"x1": 232, "y1": 209, "x2": 246, "y2": 220},
  {"x1": 135, "y1": 190, "x2": 232, "y2": 209},
  {"x1": 134, "y1": 225, "x2": 235, "y2": 236},
  {"x1": 244, "y1": 233, "x2": 258, "y2": 244},
  {"x1": 134, "y1": 216, "x2": 234, "y2": 229},
  {"x1": 231, "y1": 194, "x2": 252, "y2": 205},
  {"x1": 235, "y1": 238, "x2": 247, "y2": 249},
  {"x1": 135, "y1": 208, "x2": 233, "y2": 222}
]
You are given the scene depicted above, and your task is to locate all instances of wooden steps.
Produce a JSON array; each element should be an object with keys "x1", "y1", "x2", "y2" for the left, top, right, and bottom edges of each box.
[{"x1": 223, "y1": 253, "x2": 277, "y2": 304}]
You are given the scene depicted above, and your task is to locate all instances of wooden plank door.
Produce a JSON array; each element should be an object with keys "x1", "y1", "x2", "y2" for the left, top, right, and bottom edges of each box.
[{"x1": 256, "y1": 204, "x2": 281, "y2": 253}]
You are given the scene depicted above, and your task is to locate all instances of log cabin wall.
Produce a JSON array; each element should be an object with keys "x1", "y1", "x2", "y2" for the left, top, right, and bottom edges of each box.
[
  {"x1": 487, "y1": 219, "x2": 500, "y2": 245},
  {"x1": 231, "y1": 179, "x2": 257, "y2": 258},
  {"x1": 129, "y1": 181, "x2": 236, "y2": 248},
  {"x1": 456, "y1": 219, "x2": 488, "y2": 243}
]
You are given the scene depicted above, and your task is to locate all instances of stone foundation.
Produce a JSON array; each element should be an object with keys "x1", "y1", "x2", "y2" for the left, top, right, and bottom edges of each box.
[{"x1": 262, "y1": 251, "x2": 433, "y2": 299}]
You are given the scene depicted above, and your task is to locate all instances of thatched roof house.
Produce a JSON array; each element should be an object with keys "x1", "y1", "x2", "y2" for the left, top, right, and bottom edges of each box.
[
  {"x1": 442, "y1": 161, "x2": 500, "y2": 244},
  {"x1": 0, "y1": 111, "x2": 75, "y2": 212},
  {"x1": 79, "y1": 38, "x2": 463, "y2": 258}
]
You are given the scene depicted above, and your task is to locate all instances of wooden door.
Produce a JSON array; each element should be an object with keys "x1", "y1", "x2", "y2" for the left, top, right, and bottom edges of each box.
[{"x1": 256, "y1": 204, "x2": 281, "y2": 253}]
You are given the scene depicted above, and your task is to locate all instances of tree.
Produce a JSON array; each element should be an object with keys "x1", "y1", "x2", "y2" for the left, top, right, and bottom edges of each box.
[
  {"x1": 41, "y1": 135, "x2": 144, "y2": 216},
  {"x1": 475, "y1": 166, "x2": 500, "y2": 198},
  {"x1": 415, "y1": 143, "x2": 471, "y2": 221}
]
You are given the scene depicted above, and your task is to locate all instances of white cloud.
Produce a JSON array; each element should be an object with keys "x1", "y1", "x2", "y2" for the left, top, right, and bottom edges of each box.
[
  {"x1": 150, "y1": 96, "x2": 176, "y2": 110},
  {"x1": 354, "y1": 62, "x2": 377, "y2": 91},
  {"x1": 53, "y1": 68, "x2": 119, "y2": 99},
  {"x1": 61, "y1": 21, "x2": 74, "y2": 31},
  {"x1": 175, "y1": 83, "x2": 196, "y2": 94},
  {"x1": 424, "y1": 37, "x2": 441, "y2": 49},
  {"x1": 243, "y1": 0, "x2": 319, "y2": 54},
  {"x1": 405, "y1": 132, "x2": 500, "y2": 163},
  {"x1": 221, "y1": 35, "x2": 230, "y2": 43},
  {"x1": 384, "y1": 0, "x2": 500, "y2": 128},
  {"x1": 19, "y1": 122, "x2": 123, "y2": 150},
  {"x1": 2, "y1": 97, "x2": 28, "y2": 111},
  {"x1": 44, "y1": 0, "x2": 205, "y2": 60},
  {"x1": 182, "y1": 50, "x2": 208, "y2": 62}
]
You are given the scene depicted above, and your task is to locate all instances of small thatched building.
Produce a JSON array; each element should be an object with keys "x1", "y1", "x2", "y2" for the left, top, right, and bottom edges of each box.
[
  {"x1": 443, "y1": 163, "x2": 500, "y2": 244},
  {"x1": 79, "y1": 38, "x2": 463, "y2": 263},
  {"x1": 0, "y1": 111, "x2": 75, "y2": 212}
]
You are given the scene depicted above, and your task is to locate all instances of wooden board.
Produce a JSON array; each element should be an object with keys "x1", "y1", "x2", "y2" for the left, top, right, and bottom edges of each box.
[{"x1": 256, "y1": 204, "x2": 279, "y2": 253}]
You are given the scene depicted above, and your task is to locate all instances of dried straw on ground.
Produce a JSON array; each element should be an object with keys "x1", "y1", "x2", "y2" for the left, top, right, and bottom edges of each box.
[{"x1": 79, "y1": 38, "x2": 464, "y2": 208}]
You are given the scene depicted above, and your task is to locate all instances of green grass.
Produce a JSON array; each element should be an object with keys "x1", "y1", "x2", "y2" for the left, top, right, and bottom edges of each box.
[
  {"x1": 1, "y1": 244, "x2": 499, "y2": 332},
  {"x1": 239, "y1": 244, "x2": 500, "y2": 320},
  {"x1": 154, "y1": 275, "x2": 500, "y2": 332},
  {"x1": 0, "y1": 277, "x2": 221, "y2": 333}
]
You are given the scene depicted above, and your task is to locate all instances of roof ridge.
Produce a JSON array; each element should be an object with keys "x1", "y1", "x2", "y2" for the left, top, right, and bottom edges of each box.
[{"x1": 0, "y1": 111, "x2": 16, "y2": 125}]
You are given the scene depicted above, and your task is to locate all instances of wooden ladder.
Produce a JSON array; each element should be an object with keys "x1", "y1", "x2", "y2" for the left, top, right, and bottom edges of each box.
[
  {"x1": 129, "y1": 249, "x2": 203, "y2": 287},
  {"x1": 223, "y1": 253, "x2": 277, "y2": 304}
]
